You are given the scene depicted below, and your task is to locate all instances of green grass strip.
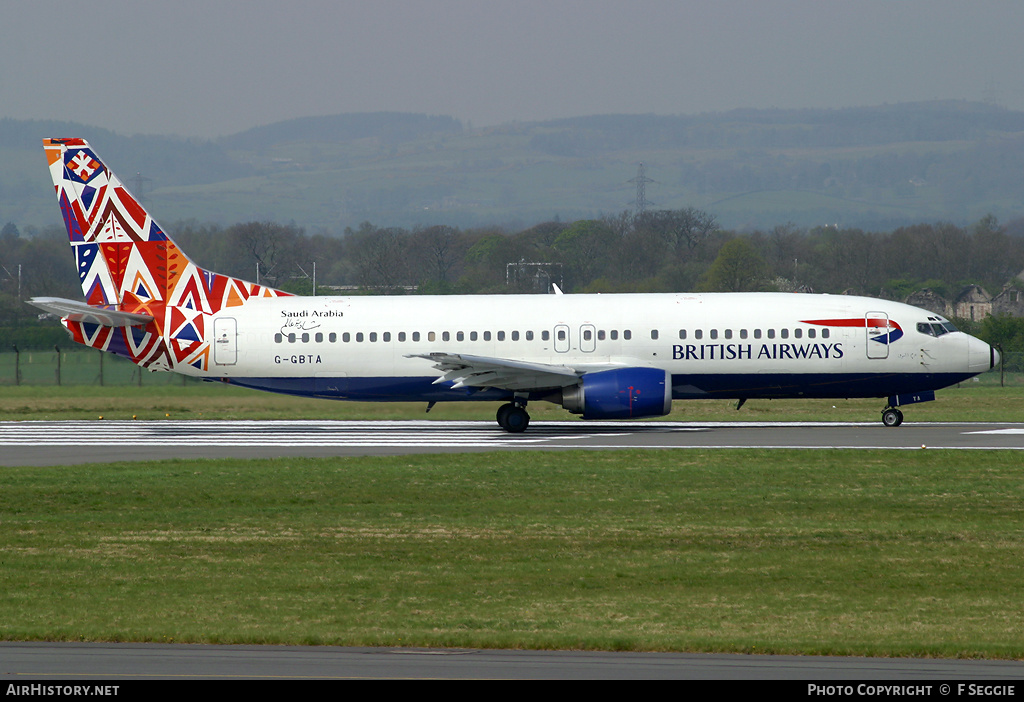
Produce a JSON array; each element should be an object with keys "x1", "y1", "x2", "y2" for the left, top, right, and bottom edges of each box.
[
  {"x1": 1, "y1": 381, "x2": 1023, "y2": 422},
  {"x1": 2, "y1": 449, "x2": 1023, "y2": 657}
]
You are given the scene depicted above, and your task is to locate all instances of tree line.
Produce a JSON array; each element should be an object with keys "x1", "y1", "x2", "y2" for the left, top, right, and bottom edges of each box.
[
  {"x1": 3, "y1": 212, "x2": 1024, "y2": 348},
  {"x1": 170, "y1": 210, "x2": 1023, "y2": 299}
]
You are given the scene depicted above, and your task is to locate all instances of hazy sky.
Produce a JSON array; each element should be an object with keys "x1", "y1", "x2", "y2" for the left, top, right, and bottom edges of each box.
[{"x1": 3, "y1": 0, "x2": 1023, "y2": 138}]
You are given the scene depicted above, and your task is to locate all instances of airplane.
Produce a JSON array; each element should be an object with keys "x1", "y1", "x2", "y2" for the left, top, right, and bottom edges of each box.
[{"x1": 30, "y1": 138, "x2": 1000, "y2": 432}]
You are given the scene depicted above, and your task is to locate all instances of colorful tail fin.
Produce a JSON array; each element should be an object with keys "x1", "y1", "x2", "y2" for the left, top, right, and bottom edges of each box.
[
  {"x1": 44, "y1": 138, "x2": 185, "y2": 309},
  {"x1": 41, "y1": 138, "x2": 290, "y2": 371}
]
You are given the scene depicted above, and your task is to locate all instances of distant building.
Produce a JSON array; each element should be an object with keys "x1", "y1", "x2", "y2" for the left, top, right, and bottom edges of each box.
[
  {"x1": 906, "y1": 272, "x2": 1024, "y2": 321},
  {"x1": 952, "y1": 285, "x2": 993, "y2": 322},
  {"x1": 991, "y1": 283, "x2": 1024, "y2": 318},
  {"x1": 905, "y1": 288, "x2": 950, "y2": 317}
]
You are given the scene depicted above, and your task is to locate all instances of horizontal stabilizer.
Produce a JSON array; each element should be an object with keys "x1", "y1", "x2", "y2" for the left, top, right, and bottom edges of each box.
[{"x1": 28, "y1": 297, "x2": 154, "y2": 327}]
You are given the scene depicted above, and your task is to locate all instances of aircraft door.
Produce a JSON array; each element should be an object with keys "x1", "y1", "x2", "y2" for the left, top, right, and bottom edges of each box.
[
  {"x1": 865, "y1": 312, "x2": 889, "y2": 359},
  {"x1": 214, "y1": 317, "x2": 237, "y2": 365},
  {"x1": 554, "y1": 324, "x2": 570, "y2": 353},
  {"x1": 580, "y1": 324, "x2": 596, "y2": 353}
]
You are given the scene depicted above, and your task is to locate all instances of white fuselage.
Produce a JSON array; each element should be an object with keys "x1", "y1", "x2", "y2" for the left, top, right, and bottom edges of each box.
[{"x1": 188, "y1": 292, "x2": 995, "y2": 405}]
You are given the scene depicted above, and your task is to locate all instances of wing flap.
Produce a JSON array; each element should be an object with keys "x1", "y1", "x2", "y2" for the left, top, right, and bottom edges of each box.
[{"x1": 409, "y1": 352, "x2": 582, "y2": 392}]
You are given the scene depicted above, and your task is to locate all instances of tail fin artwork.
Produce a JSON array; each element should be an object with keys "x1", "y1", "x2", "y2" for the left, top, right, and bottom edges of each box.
[{"x1": 32, "y1": 138, "x2": 291, "y2": 372}]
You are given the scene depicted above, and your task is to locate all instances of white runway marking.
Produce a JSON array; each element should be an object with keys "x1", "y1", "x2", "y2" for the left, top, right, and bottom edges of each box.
[
  {"x1": 0, "y1": 420, "x2": 634, "y2": 448},
  {"x1": 2, "y1": 421, "x2": 1024, "y2": 462}
]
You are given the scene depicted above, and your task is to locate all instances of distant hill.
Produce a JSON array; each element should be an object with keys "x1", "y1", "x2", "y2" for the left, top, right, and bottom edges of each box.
[
  {"x1": 0, "y1": 118, "x2": 248, "y2": 187},
  {"x1": 219, "y1": 112, "x2": 463, "y2": 150},
  {"x1": 4, "y1": 103, "x2": 1024, "y2": 234},
  {"x1": 531, "y1": 102, "x2": 1024, "y2": 154}
]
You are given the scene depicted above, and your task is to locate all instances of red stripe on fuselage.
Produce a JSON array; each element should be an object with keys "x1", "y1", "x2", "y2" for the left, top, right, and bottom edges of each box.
[{"x1": 801, "y1": 318, "x2": 902, "y2": 331}]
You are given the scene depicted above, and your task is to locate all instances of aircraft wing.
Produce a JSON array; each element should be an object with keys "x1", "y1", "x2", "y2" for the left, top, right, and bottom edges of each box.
[
  {"x1": 408, "y1": 352, "x2": 583, "y2": 392},
  {"x1": 28, "y1": 297, "x2": 154, "y2": 327}
]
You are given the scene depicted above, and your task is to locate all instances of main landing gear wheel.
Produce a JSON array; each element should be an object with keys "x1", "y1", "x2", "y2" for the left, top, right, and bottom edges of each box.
[
  {"x1": 881, "y1": 408, "x2": 904, "y2": 427},
  {"x1": 496, "y1": 403, "x2": 530, "y2": 433}
]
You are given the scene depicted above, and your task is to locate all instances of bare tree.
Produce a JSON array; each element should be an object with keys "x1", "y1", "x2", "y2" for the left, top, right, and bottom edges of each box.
[
  {"x1": 635, "y1": 207, "x2": 718, "y2": 256},
  {"x1": 347, "y1": 224, "x2": 412, "y2": 291},
  {"x1": 227, "y1": 221, "x2": 304, "y2": 286},
  {"x1": 410, "y1": 225, "x2": 465, "y2": 287}
]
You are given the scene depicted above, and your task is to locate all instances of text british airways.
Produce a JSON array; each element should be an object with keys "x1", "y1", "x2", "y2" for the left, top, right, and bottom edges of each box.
[{"x1": 672, "y1": 343, "x2": 844, "y2": 361}]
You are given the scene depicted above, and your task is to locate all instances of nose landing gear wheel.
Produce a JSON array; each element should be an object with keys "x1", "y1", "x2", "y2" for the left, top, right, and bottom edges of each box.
[
  {"x1": 881, "y1": 408, "x2": 904, "y2": 427},
  {"x1": 496, "y1": 403, "x2": 530, "y2": 433}
]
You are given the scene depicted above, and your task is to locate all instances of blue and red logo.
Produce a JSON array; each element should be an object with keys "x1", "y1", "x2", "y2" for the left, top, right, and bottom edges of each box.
[
  {"x1": 802, "y1": 317, "x2": 903, "y2": 345},
  {"x1": 64, "y1": 149, "x2": 103, "y2": 185}
]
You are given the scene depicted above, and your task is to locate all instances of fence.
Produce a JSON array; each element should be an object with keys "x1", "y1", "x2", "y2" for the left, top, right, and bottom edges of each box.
[
  {"x1": 1, "y1": 347, "x2": 198, "y2": 387},
  {"x1": 1, "y1": 346, "x2": 1021, "y2": 388}
]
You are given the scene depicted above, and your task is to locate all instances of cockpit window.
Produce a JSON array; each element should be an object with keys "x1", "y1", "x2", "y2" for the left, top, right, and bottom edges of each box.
[{"x1": 919, "y1": 320, "x2": 958, "y2": 337}]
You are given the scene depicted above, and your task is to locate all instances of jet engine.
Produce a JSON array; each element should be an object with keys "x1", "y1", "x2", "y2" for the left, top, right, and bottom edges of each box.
[{"x1": 560, "y1": 367, "x2": 672, "y2": 420}]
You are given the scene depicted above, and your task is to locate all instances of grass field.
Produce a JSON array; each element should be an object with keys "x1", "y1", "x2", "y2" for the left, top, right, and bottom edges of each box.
[
  {"x1": 2, "y1": 449, "x2": 1023, "y2": 657},
  {"x1": 2, "y1": 383, "x2": 1023, "y2": 657}
]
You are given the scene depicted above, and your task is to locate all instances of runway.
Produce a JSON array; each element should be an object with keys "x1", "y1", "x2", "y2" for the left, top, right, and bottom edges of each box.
[
  {"x1": 4, "y1": 642, "x2": 1024, "y2": 680},
  {"x1": 2, "y1": 419, "x2": 1024, "y2": 466},
  {"x1": 5, "y1": 419, "x2": 1024, "y2": 679}
]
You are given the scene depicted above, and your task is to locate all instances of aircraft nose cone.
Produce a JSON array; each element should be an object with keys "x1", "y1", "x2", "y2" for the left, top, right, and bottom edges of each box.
[{"x1": 968, "y1": 335, "x2": 997, "y2": 373}]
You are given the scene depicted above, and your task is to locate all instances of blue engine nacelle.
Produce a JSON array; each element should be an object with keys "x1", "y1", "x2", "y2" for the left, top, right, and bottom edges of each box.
[{"x1": 560, "y1": 367, "x2": 672, "y2": 420}]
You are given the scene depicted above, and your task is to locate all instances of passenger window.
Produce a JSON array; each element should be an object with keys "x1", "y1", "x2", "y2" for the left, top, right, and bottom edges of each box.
[
  {"x1": 678, "y1": 330, "x2": 686, "y2": 339},
  {"x1": 710, "y1": 329, "x2": 718, "y2": 340},
  {"x1": 288, "y1": 333, "x2": 296, "y2": 343},
  {"x1": 542, "y1": 330, "x2": 550, "y2": 341},
  {"x1": 821, "y1": 329, "x2": 830, "y2": 339},
  {"x1": 398, "y1": 332, "x2": 406, "y2": 342},
  {"x1": 484, "y1": 331, "x2": 491, "y2": 341},
  {"x1": 315, "y1": 333, "x2": 323, "y2": 343},
  {"x1": 623, "y1": 330, "x2": 632, "y2": 340},
  {"x1": 767, "y1": 329, "x2": 775, "y2": 339},
  {"x1": 383, "y1": 332, "x2": 391, "y2": 342},
  {"x1": 274, "y1": 333, "x2": 283, "y2": 343},
  {"x1": 470, "y1": 331, "x2": 478, "y2": 341},
  {"x1": 794, "y1": 328, "x2": 802, "y2": 339},
  {"x1": 651, "y1": 329, "x2": 659, "y2": 340},
  {"x1": 694, "y1": 330, "x2": 703, "y2": 340},
  {"x1": 610, "y1": 330, "x2": 618, "y2": 340},
  {"x1": 329, "y1": 333, "x2": 337, "y2": 343},
  {"x1": 780, "y1": 329, "x2": 789, "y2": 339},
  {"x1": 413, "y1": 332, "x2": 421, "y2": 342},
  {"x1": 583, "y1": 329, "x2": 592, "y2": 341},
  {"x1": 740, "y1": 329, "x2": 748, "y2": 339},
  {"x1": 754, "y1": 329, "x2": 762, "y2": 339},
  {"x1": 369, "y1": 332, "x2": 377, "y2": 342},
  {"x1": 442, "y1": 332, "x2": 450, "y2": 341},
  {"x1": 526, "y1": 331, "x2": 534, "y2": 341},
  {"x1": 457, "y1": 332, "x2": 464, "y2": 341},
  {"x1": 725, "y1": 329, "x2": 733, "y2": 340},
  {"x1": 497, "y1": 331, "x2": 505, "y2": 341},
  {"x1": 356, "y1": 333, "x2": 364, "y2": 342},
  {"x1": 428, "y1": 332, "x2": 435, "y2": 342},
  {"x1": 598, "y1": 330, "x2": 606, "y2": 341},
  {"x1": 512, "y1": 331, "x2": 520, "y2": 341},
  {"x1": 343, "y1": 332, "x2": 351, "y2": 343},
  {"x1": 807, "y1": 329, "x2": 815, "y2": 339}
]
